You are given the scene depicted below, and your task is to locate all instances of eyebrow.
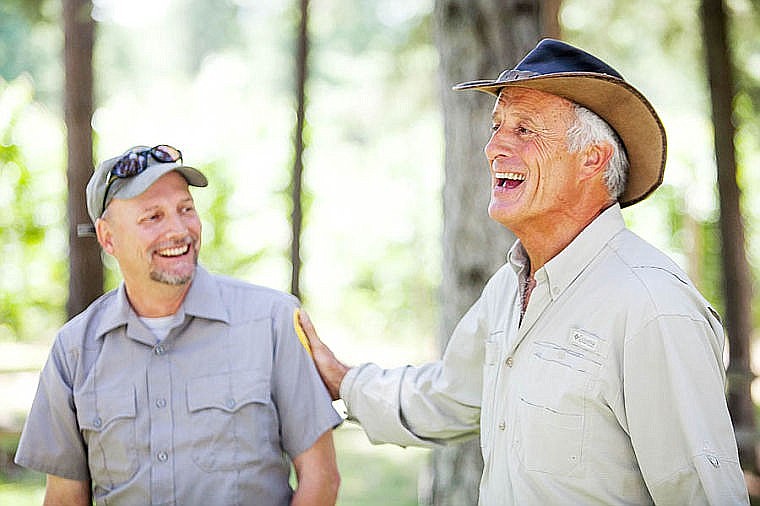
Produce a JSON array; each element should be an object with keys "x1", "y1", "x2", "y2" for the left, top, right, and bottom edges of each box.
[{"x1": 138, "y1": 196, "x2": 194, "y2": 213}]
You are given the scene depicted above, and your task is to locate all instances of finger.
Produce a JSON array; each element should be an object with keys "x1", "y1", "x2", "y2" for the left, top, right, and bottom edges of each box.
[
  {"x1": 298, "y1": 308, "x2": 321, "y2": 346},
  {"x1": 293, "y1": 309, "x2": 313, "y2": 357}
]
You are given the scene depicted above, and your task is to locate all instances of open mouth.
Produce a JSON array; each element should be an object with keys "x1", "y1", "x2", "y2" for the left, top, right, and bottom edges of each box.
[
  {"x1": 495, "y1": 171, "x2": 525, "y2": 189},
  {"x1": 156, "y1": 243, "x2": 191, "y2": 258}
]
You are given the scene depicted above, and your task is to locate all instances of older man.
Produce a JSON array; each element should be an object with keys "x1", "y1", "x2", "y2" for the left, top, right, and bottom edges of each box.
[
  {"x1": 299, "y1": 39, "x2": 749, "y2": 504},
  {"x1": 15, "y1": 145, "x2": 342, "y2": 505}
]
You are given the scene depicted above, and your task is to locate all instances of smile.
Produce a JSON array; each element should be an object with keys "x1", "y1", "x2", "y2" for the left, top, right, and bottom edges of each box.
[
  {"x1": 495, "y1": 172, "x2": 525, "y2": 188},
  {"x1": 157, "y1": 244, "x2": 191, "y2": 257}
]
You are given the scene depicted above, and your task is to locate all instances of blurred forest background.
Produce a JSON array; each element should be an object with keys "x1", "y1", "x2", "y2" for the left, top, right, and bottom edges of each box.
[{"x1": 2, "y1": 0, "x2": 760, "y2": 504}]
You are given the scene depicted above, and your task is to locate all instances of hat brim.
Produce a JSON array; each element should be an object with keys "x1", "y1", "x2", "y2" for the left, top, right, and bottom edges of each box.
[
  {"x1": 454, "y1": 73, "x2": 666, "y2": 207},
  {"x1": 109, "y1": 162, "x2": 208, "y2": 203}
]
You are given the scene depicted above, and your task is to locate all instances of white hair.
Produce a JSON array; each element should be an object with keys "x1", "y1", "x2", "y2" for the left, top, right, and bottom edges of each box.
[{"x1": 566, "y1": 104, "x2": 629, "y2": 201}]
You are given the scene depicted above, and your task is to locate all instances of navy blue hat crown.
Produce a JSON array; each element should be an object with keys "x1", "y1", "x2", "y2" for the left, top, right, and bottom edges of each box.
[{"x1": 509, "y1": 39, "x2": 623, "y2": 80}]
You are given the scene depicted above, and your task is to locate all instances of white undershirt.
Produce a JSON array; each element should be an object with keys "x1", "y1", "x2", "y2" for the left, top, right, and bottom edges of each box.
[{"x1": 139, "y1": 312, "x2": 184, "y2": 342}]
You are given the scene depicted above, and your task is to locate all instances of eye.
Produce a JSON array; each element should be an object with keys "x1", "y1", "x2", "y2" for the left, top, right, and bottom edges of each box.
[
  {"x1": 491, "y1": 123, "x2": 500, "y2": 133},
  {"x1": 516, "y1": 125, "x2": 532, "y2": 136},
  {"x1": 141, "y1": 212, "x2": 161, "y2": 223}
]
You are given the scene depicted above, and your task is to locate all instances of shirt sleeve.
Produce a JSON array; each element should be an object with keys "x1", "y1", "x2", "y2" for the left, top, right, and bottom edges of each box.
[
  {"x1": 270, "y1": 300, "x2": 343, "y2": 459},
  {"x1": 624, "y1": 312, "x2": 749, "y2": 505},
  {"x1": 340, "y1": 293, "x2": 487, "y2": 447},
  {"x1": 14, "y1": 338, "x2": 90, "y2": 481}
]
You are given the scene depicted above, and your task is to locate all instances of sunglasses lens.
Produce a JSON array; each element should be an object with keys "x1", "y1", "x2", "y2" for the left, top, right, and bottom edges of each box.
[
  {"x1": 152, "y1": 145, "x2": 181, "y2": 163},
  {"x1": 112, "y1": 154, "x2": 144, "y2": 177}
]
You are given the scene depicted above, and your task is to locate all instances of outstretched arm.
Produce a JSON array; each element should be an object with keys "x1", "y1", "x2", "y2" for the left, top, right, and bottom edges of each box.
[
  {"x1": 298, "y1": 309, "x2": 350, "y2": 400},
  {"x1": 298, "y1": 302, "x2": 485, "y2": 448},
  {"x1": 292, "y1": 430, "x2": 340, "y2": 506}
]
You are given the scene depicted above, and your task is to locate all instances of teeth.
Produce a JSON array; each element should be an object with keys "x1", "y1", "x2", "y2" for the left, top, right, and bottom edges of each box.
[
  {"x1": 495, "y1": 172, "x2": 525, "y2": 181},
  {"x1": 158, "y1": 245, "x2": 189, "y2": 257}
]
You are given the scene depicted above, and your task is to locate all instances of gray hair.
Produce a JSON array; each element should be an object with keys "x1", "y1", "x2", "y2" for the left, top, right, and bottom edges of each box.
[{"x1": 566, "y1": 104, "x2": 629, "y2": 201}]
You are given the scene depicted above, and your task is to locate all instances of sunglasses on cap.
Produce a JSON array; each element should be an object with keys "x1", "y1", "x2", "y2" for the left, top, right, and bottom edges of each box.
[{"x1": 102, "y1": 144, "x2": 182, "y2": 213}]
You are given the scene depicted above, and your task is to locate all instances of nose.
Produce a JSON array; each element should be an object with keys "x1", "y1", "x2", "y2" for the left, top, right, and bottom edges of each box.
[
  {"x1": 485, "y1": 125, "x2": 513, "y2": 163},
  {"x1": 163, "y1": 210, "x2": 189, "y2": 239}
]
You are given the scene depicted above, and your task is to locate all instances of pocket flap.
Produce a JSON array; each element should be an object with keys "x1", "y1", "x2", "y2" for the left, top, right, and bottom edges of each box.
[
  {"x1": 76, "y1": 385, "x2": 136, "y2": 431},
  {"x1": 186, "y1": 372, "x2": 269, "y2": 413}
]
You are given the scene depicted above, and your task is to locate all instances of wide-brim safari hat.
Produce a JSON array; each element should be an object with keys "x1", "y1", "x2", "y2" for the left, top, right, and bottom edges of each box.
[{"x1": 453, "y1": 38, "x2": 666, "y2": 207}]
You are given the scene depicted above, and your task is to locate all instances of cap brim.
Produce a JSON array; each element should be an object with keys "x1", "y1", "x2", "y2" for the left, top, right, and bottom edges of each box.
[
  {"x1": 109, "y1": 163, "x2": 208, "y2": 202},
  {"x1": 454, "y1": 73, "x2": 666, "y2": 207}
]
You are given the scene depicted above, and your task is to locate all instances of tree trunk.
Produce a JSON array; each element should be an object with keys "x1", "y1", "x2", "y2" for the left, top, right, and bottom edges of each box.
[
  {"x1": 63, "y1": 0, "x2": 102, "y2": 318},
  {"x1": 290, "y1": 0, "x2": 309, "y2": 300},
  {"x1": 425, "y1": 1, "x2": 551, "y2": 504},
  {"x1": 700, "y1": 0, "x2": 757, "y2": 473}
]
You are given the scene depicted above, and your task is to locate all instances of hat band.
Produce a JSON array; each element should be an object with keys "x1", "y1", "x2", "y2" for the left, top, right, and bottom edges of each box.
[{"x1": 496, "y1": 69, "x2": 539, "y2": 82}]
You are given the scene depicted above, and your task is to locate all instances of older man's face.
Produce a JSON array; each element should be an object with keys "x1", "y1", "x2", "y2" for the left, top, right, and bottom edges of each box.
[
  {"x1": 98, "y1": 171, "x2": 202, "y2": 290},
  {"x1": 485, "y1": 87, "x2": 583, "y2": 232}
]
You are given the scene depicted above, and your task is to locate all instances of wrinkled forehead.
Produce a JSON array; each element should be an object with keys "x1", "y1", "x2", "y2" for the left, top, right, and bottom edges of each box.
[
  {"x1": 493, "y1": 86, "x2": 574, "y2": 113},
  {"x1": 492, "y1": 87, "x2": 576, "y2": 127}
]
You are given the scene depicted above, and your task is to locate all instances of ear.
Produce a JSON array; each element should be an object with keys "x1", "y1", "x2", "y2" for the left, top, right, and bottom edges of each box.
[
  {"x1": 579, "y1": 141, "x2": 614, "y2": 181},
  {"x1": 95, "y1": 217, "x2": 115, "y2": 255}
]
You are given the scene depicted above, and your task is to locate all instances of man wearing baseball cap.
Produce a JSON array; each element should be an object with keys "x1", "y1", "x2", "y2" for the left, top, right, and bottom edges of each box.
[
  {"x1": 299, "y1": 39, "x2": 749, "y2": 504},
  {"x1": 15, "y1": 145, "x2": 342, "y2": 505}
]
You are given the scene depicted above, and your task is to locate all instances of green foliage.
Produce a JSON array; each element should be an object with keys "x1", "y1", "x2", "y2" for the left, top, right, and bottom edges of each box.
[
  {"x1": 0, "y1": 76, "x2": 67, "y2": 342},
  {"x1": 0, "y1": 0, "x2": 61, "y2": 106},
  {"x1": 196, "y1": 160, "x2": 269, "y2": 278}
]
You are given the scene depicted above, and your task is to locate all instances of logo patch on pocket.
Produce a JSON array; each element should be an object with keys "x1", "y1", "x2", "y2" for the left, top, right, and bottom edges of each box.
[{"x1": 569, "y1": 329, "x2": 599, "y2": 353}]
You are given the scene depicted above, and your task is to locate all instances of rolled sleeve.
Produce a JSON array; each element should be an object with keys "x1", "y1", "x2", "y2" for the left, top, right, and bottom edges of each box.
[{"x1": 625, "y1": 314, "x2": 748, "y2": 505}]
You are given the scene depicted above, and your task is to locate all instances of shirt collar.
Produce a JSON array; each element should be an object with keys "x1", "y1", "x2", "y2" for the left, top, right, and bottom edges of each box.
[
  {"x1": 183, "y1": 265, "x2": 230, "y2": 324},
  {"x1": 94, "y1": 283, "x2": 132, "y2": 340},
  {"x1": 508, "y1": 203, "x2": 626, "y2": 298},
  {"x1": 93, "y1": 265, "x2": 230, "y2": 340}
]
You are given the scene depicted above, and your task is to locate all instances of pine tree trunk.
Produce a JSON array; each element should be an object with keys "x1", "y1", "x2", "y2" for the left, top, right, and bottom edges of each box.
[
  {"x1": 700, "y1": 0, "x2": 758, "y2": 473},
  {"x1": 424, "y1": 1, "x2": 552, "y2": 503},
  {"x1": 290, "y1": 0, "x2": 309, "y2": 300},
  {"x1": 63, "y1": 0, "x2": 102, "y2": 318}
]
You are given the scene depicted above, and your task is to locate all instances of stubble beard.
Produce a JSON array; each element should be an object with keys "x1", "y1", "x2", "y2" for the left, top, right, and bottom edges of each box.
[{"x1": 149, "y1": 243, "x2": 199, "y2": 286}]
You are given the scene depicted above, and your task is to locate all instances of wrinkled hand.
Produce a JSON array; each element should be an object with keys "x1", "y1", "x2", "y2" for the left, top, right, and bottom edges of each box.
[{"x1": 298, "y1": 309, "x2": 350, "y2": 401}]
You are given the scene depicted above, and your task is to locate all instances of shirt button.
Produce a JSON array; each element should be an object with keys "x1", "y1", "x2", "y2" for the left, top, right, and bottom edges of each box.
[
  {"x1": 93, "y1": 417, "x2": 102, "y2": 428},
  {"x1": 505, "y1": 357, "x2": 514, "y2": 367},
  {"x1": 157, "y1": 451, "x2": 169, "y2": 462},
  {"x1": 155, "y1": 398, "x2": 167, "y2": 408},
  {"x1": 498, "y1": 421, "x2": 506, "y2": 431},
  {"x1": 226, "y1": 398, "x2": 236, "y2": 409},
  {"x1": 154, "y1": 344, "x2": 166, "y2": 355}
]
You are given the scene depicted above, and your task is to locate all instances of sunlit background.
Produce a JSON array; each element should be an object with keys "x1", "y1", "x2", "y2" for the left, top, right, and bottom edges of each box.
[{"x1": 2, "y1": 0, "x2": 759, "y2": 503}]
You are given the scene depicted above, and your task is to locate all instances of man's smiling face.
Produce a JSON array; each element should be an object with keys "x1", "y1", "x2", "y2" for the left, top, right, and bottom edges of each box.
[
  {"x1": 485, "y1": 87, "x2": 584, "y2": 233},
  {"x1": 98, "y1": 171, "x2": 202, "y2": 290}
]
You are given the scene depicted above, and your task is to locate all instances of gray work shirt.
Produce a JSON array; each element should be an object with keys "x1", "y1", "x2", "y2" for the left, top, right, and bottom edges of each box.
[
  {"x1": 15, "y1": 266, "x2": 342, "y2": 505},
  {"x1": 341, "y1": 204, "x2": 748, "y2": 505}
]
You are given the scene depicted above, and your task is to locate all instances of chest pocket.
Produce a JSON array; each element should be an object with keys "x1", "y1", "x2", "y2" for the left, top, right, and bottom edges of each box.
[
  {"x1": 187, "y1": 372, "x2": 272, "y2": 472},
  {"x1": 76, "y1": 385, "x2": 138, "y2": 489},
  {"x1": 516, "y1": 340, "x2": 601, "y2": 475}
]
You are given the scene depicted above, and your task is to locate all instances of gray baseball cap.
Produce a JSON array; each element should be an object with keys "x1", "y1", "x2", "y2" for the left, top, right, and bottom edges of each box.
[{"x1": 85, "y1": 145, "x2": 208, "y2": 226}]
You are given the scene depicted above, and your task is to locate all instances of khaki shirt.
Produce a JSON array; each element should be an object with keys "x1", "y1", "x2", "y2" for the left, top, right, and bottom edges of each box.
[
  {"x1": 342, "y1": 204, "x2": 748, "y2": 505},
  {"x1": 16, "y1": 266, "x2": 341, "y2": 505}
]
